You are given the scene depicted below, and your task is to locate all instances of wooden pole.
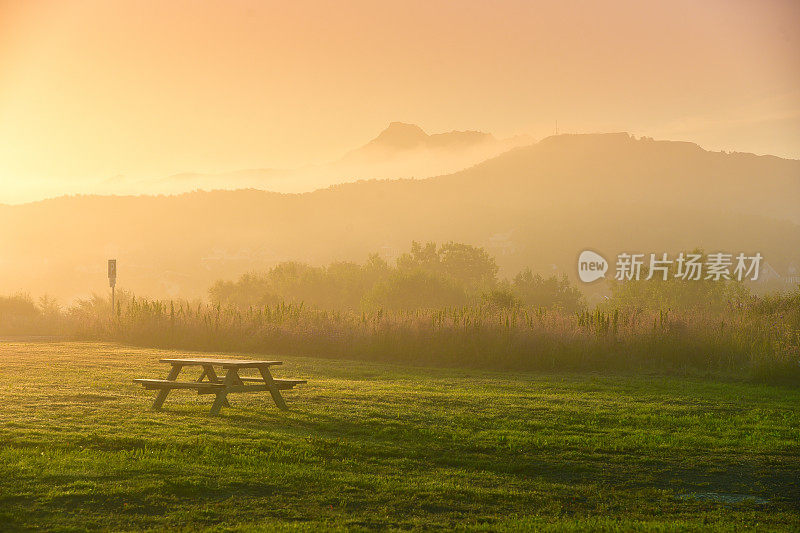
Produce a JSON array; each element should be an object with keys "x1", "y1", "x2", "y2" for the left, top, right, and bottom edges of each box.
[{"x1": 108, "y1": 259, "x2": 117, "y2": 315}]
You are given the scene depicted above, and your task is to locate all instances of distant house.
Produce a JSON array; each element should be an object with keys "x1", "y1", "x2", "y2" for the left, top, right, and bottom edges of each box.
[
  {"x1": 378, "y1": 244, "x2": 399, "y2": 262},
  {"x1": 786, "y1": 263, "x2": 800, "y2": 286},
  {"x1": 756, "y1": 261, "x2": 800, "y2": 289},
  {"x1": 756, "y1": 262, "x2": 781, "y2": 284},
  {"x1": 488, "y1": 230, "x2": 516, "y2": 255}
]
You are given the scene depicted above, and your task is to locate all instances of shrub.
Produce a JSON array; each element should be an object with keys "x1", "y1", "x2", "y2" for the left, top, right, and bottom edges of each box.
[
  {"x1": 512, "y1": 270, "x2": 584, "y2": 312},
  {"x1": 362, "y1": 269, "x2": 468, "y2": 310}
]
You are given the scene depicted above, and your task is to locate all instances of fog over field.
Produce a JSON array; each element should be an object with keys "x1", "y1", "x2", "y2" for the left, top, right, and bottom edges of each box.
[{"x1": 1, "y1": 130, "x2": 797, "y2": 302}]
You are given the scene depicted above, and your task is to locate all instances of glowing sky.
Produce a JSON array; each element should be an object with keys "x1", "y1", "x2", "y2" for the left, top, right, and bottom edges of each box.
[{"x1": 1, "y1": 0, "x2": 798, "y2": 203}]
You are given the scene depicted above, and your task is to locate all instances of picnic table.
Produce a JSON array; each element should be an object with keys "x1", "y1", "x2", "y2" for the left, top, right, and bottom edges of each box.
[{"x1": 134, "y1": 358, "x2": 306, "y2": 415}]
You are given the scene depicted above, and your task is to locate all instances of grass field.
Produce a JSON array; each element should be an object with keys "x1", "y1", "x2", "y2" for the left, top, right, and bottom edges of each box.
[{"x1": 0, "y1": 341, "x2": 798, "y2": 531}]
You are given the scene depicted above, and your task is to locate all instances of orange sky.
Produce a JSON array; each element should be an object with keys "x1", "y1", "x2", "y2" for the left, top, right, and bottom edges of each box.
[{"x1": 1, "y1": 0, "x2": 798, "y2": 203}]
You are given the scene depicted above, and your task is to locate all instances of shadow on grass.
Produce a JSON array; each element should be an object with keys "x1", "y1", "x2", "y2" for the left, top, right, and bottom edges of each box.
[{"x1": 214, "y1": 406, "x2": 800, "y2": 508}]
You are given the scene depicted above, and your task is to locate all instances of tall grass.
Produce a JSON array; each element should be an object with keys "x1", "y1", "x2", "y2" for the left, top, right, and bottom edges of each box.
[
  {"x1": 0, "y1": 294, "x2": 65, "y2": 336},
  {"x1": 2, "y1": 287, "x2": 796, "y2": 382},
  {"x1": 62, "y1": 292, "x2": 800, "y2": 383}
]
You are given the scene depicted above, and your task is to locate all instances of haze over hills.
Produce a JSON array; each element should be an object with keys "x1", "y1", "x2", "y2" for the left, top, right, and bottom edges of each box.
[
  {"x1": 347, "y1": 122, "x2": 495, "y2": 152},
  {"x1": 81, "y1": 122, "x2": 532, "y2": 198},
  {"x1": 1, "y1": 132, "x2": 797, "y2": 302}
]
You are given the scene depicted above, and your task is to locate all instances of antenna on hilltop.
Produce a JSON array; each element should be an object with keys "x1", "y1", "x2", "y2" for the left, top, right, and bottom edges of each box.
[{"x1": 555, "y1": 120, "x2": 559, "y2": 135}]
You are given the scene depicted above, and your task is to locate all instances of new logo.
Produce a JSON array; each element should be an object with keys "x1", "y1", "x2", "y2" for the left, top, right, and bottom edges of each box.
[{"x1": 578, "y1": 250, "x2": 608, "y2": 283}]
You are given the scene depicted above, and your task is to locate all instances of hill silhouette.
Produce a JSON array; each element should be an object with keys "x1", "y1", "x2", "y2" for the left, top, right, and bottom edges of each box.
[
  {"x1": 352, "y1": 121, "x2": 495, "y2": 151},
  {"x1": 1, "y1": 133, "x2": 797, "y2": 301},
  {"x1": 87, "y1": 123, "x2": 530, "y2": 197}
]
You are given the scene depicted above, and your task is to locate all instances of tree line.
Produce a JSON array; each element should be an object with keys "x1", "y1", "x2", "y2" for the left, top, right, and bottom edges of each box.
[{"x1": 209, "y1": 241, "x2": 585, "y2": 312}]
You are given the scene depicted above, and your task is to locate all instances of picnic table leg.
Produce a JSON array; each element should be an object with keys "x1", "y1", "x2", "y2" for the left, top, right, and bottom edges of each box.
[
  {"x1": 209, "y1": 368, "x2": 238, "y2": 415},
  {"x1": 198, "y1": 364, "x2": 229, "y2": 407},
  {"x1": 152, "y1": 363, "x2": 182, "y2": 410},
  {"x1": 258, "y1": 366, "x2": 289, "y2": 410}
]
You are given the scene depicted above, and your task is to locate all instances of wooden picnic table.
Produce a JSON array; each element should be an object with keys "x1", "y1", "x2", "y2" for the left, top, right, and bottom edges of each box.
[{"x1": 134, "y1": 357, "x2": 306, "y2": 415}]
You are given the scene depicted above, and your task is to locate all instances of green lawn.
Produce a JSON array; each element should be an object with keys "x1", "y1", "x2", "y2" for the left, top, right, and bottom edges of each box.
[{"x1": 0, "y1": 341, "x2": 798, "y2": 531}]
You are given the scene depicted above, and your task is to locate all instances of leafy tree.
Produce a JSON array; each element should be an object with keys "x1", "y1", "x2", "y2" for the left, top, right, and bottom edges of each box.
[
  {"x1": 209, "y1": 272, "x2": 279, "y2": 308},
  {"x1": 362, "y1": 269, "x2": 467, "y2": 311},
  {"x1": 483, "y1": 284, "x2": 519, "y2": 309},
  {"x1": 397, "y1": 241, "x2": 439, "y2": 272},
  {"x1": 212, "y1": 242, "x2": 500, "y2": 311},
  {"x1": 397, "y1": 241, "x2": 498, "y2": 291},
  {"x1": 438, "y1": 242, "x2": 498, "y2": 289},
  {"x1": 512, "y1": 269, "x2": 584, "y2": 312},
  {"x1": 607, "y1": 275, "x2": 748, "y2": 313},
  {"x1": 605, "y1": 249, "x2": 750, "y2": 312}
]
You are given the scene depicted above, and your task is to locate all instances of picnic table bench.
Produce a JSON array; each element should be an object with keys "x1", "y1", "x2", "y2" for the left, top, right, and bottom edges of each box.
[{"x1": 134, "y1": 357, "x2": 306, "y2": 414}]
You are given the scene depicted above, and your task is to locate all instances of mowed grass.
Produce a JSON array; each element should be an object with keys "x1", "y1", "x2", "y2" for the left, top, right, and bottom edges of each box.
[{"x1": 0, "y1": 342, "x2": 798, "y2": 531}]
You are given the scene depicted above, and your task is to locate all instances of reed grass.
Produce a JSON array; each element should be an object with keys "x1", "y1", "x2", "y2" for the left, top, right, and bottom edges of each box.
[{"x1": 62, "y1": 293, "x2": 800, "y2": 383}]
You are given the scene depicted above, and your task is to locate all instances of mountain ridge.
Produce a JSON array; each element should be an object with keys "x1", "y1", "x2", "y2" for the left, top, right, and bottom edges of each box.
[
  {"x1": 2, "y1": 132, "x2": 797, "y2": 302},
  {"x1": 29, "y1": 122, "x2": 532, "y2": 201},
  {"x1": 358, "y1": 121, "x2": 497, "y2": 152}
]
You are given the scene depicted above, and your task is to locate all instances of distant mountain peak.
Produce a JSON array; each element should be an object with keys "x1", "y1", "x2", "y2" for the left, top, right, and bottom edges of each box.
[
  {"x1": 372, "y1": 122, "x2": 429, "y2": 149},
  {"x1": 366, "y1": 122, "x2": 495, "y2": 152}
]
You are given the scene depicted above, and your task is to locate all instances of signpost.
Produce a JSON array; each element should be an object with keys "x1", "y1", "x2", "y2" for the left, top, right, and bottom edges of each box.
[{"x1": 108, "y1": 259, "x2": 117, "y2": 311}]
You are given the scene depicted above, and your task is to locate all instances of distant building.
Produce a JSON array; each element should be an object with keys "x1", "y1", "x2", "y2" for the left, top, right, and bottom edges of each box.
[
  {"x1": 378, "y1": 244, "x2": 399, "y2": 262},
  {"x1": 488, "y1": 230, "x2": 516, "y2": 255},
  {"x1": 786, "y1": 263, "x2": 800, "y2": 286},
  {"x1": 755, "y1": 261, "x2": 800, "y2": 289},
  {"x1": 756, "y1": 262, "x2": 781, "y2": 284}
]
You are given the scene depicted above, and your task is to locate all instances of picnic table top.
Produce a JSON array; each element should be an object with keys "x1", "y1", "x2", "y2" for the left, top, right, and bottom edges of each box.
[{"x1": 159, "y1": 358, "x2": 283, "y2": 368}]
